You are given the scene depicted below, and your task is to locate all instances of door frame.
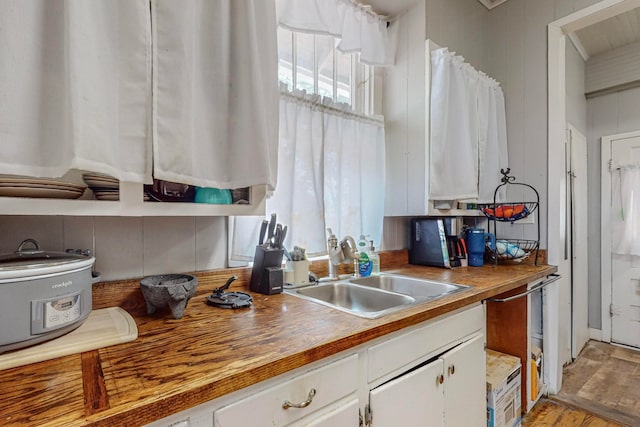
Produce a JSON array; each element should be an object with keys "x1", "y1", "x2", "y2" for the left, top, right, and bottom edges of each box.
[
  {"x1": 547, "y1": 0, "x2": 640, "y2": 394},
  {"x1": 600, "y1": 130, "x2": 640, "y2": 343},
  {"x1": 568, "y1": 124, "x2": 589, "y2": 358}
]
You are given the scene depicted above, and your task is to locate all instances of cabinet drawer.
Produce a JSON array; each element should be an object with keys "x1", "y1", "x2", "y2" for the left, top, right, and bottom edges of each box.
[
  {"x1": 214, "y1": 354, "x2": 358, "y2": 427},
  {"x1": 368, "y1": 304, "x2": 484, "y2": 384}
]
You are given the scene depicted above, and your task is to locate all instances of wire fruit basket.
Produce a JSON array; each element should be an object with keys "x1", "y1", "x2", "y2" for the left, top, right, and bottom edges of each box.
[{"x1": 480, "y1": 169, "x2": 540, "y2": 265}]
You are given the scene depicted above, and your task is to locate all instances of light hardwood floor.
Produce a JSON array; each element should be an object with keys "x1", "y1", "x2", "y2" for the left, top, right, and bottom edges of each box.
[
  {"x1": 522, "y1": 399, "x2": 624, "y2": 426},
  {"x1": 523, "y1": 341, "x2": 640, "y2": 427}
]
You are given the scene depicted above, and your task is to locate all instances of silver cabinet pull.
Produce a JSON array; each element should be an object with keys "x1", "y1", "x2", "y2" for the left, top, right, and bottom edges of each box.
[
  {"x1": 487, "y1": 273, "x2": 560, "y2": 303},
  {"x1": 282, "y1": 388, "x2": 316, "y2": 409}
]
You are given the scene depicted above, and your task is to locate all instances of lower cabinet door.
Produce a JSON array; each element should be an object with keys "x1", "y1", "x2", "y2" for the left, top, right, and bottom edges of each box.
[
  {"x1": 368, "y1": 359, "x2": 445, "y2": 427},
  {"x1": 442, "y1": 334, "x2": 485, "y2": 427}
]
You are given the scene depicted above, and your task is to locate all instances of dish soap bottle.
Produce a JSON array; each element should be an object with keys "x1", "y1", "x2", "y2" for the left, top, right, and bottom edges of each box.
[
  {"x1": 358, "y1": 235, "x2": 372, "y2": 277},
  {"x1": 369, "y1": 240, "x2": 380, "y2": 275}
]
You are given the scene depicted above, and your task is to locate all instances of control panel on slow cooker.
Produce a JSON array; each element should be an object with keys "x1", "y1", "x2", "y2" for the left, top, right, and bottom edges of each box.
[{"x1": 44, "y1": 295, "x2": 82, "y2": 329}]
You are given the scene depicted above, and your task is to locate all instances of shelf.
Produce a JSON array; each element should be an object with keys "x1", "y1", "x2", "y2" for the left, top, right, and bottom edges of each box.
[{"x1": 0, "y1": 182, "x2": 267, "y2": 217}]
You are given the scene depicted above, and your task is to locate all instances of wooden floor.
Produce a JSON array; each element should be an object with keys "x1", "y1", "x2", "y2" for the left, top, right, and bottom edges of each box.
[
  {"x1": 522, "y1": 399, "x2": 624, "y2": 426},
  {"x1": 523, "y1": 341, "x2": 640, "y2": 427}
]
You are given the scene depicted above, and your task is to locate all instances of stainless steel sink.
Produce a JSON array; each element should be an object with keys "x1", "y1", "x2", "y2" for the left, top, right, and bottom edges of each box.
[
  {"x1": 289, "y1": 282, "x2": 415, "y2": 318},
  {"x1": 285, "y1": 273, "x2": 471, "y2": 319},
  {"x1": 350, "y1": 274, "x2": 470, "y2": 299}
]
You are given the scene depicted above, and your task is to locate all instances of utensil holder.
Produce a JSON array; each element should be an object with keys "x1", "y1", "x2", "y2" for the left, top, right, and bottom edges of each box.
[{"x1": 250, "y1": 245, "x2": 284, "y2": 295}]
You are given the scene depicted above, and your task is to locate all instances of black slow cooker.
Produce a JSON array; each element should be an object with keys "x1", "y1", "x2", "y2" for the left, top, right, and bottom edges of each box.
[{"x1": 0, "y1": 239, "x2": 98, "y2": 353}]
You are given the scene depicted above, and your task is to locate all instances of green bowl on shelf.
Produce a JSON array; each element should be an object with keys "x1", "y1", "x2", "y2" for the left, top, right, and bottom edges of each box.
[{"x1": 194, "y1": 187, "x2": 232, "y2": 204}]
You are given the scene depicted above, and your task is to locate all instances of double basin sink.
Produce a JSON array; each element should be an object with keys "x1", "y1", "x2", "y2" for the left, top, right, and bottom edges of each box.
[{"x1": 285, "y1": 273, "x2": 470, "y2": 319}]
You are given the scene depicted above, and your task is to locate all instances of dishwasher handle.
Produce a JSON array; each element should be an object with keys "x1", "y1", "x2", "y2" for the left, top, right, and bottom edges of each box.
[{"x1": 486, "y1": 273, "x2": 560, "y2": 303}]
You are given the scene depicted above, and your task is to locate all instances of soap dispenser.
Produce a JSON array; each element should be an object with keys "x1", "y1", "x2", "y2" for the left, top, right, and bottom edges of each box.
[
  {"x1": 357, "y1": 235, "x2": 373, "y2": 277},
  {"x1": 369, "y1": 240, "x2": 380, "y2": 275}
]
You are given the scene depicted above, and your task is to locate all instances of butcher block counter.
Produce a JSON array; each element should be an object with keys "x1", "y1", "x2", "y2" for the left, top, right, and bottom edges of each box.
[{"x1": 0, "y1": 251, "x2": 556, "y2": 426}]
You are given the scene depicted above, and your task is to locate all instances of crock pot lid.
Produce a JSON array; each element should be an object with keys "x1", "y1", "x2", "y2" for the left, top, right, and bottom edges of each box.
[{"x1": 0, "y1": 238, "x2": 92, "y2": 270}]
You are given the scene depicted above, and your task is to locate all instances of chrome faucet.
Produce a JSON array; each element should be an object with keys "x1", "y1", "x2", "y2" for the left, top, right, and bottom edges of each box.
[
  {"x1": 321, "y1": 229, "x2": 360, "y2": 282},
  {"x1": 340, "y1": 235, "x2": 361, "y2": 278}
]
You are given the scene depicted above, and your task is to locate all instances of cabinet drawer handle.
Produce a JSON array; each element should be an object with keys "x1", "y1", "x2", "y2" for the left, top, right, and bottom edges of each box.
[
  {"x1": 282, "y1": 388, "x2": 316, "y2": 409},
  {"x1": 436, "y1": 374, "x2": 444, "y2": 385},
  {"x1": 448, "y1": 365, "x2": 455, "y2": 376}
]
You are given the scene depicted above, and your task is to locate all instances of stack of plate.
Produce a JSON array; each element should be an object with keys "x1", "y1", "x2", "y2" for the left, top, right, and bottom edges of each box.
[
  {"x1": 82, "y1": 173, "x2": 120, "y2": 201},
  {"x1": 0, "y1": 177, "x2": 86, "y2": 199}
]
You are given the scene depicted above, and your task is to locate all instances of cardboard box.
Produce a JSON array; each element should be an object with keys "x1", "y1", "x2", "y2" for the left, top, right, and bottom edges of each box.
[{"x1": 486, "y1": 349, "x2": 522, "y2": 427}]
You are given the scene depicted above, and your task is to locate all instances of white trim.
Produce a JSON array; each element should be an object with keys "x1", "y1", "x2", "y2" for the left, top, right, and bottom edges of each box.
[
  {"x1": 567, "y1": 32, "x2": 590, "y2": 62},
  {"x1": 551, "y1": 0, "x2": 640, "y2": 33},
  {"x1": 600, "y1": 130, "x2": 640, "y2": 344},
  {"x1": 589, "y1": 328, "x2": 603, "y2": 341}
]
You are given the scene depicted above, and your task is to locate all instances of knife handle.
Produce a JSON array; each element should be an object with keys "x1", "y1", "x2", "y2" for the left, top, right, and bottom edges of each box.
[{"x1": 259, "y1": 220, "x2": 268, "y2": 245}]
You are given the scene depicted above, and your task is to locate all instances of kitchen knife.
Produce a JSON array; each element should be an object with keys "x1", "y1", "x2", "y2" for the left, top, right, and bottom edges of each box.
[
  {"x1": 267, "y1": 213, "x2": 277, "y2": 243},
  {"x1": 279, "y1": 225, "x2": 288, "y2": 248},
  {"x1": 274, "y1": 224, "x2": 282, "y2": 248},
  {"x1": 258, "y1": 220, "x2": 268, "y2": 245}
]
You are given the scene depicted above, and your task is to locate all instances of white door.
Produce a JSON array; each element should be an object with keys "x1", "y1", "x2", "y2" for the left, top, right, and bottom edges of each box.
[
  {"x1": 441, "y1": 334, "x2": 485, "y2": 427},
  {"x1": 602, "y1": 131, "x2": 640, "y2": 348},
  {"x1": 568, "y1": 126, "x2": 589, "y2": 358},
  {"x1": 369, "y1": 359, "x2": 444, "y2": 427}
]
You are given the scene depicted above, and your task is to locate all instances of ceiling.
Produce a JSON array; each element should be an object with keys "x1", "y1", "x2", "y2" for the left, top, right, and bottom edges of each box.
[{"x1": 572, "y1": 7, "x2": 640, "y2": 58}]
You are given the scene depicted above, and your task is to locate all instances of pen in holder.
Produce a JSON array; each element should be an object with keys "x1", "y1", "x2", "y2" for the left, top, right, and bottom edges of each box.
[{"x1": 250, "y1": 245, "x2": 284, "y2": 295}]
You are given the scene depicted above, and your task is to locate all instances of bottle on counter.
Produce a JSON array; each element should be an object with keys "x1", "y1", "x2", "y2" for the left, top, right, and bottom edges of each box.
[
  {"x1": 369, "y1": 240, "x2": 380, "y2": 275},
  {"x1": 358, "y1": 235, "x2": 372, "y2": 277}
]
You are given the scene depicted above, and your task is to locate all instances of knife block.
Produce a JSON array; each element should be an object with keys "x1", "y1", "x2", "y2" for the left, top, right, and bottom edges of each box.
[{"x1": 250, "y1": 245, "x2": 284, "y2": 295}]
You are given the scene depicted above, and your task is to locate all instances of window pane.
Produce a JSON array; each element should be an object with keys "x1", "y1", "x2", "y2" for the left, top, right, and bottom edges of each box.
[
  {"x1": 295, "y1": 33, "x2": 315, "y2": 93},
  {"x1": 277, "y1": 28, "x2": 293, "y2": 91},
  {"x1": 316, "y1": 35, "x2": 334, "y2": 100},
  {"x1": 336, "y1": 51, "x2": 352, "y2": 105}
]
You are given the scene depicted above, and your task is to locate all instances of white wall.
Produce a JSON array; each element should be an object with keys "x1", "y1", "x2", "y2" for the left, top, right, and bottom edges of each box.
[{"x1": 0, "y1": 216, "x2": 227, "y2": 281}]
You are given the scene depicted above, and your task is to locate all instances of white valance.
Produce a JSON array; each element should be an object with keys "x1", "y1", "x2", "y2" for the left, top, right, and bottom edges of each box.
[
  {"x1": 1, "y1": 0, "x2": 279, "y2": 191},
  {"x1": 275, "y1": 0, "x2": 397, "y2": 66},
  {"x1": 151, "y1": 0, "x2": 280, "y2": 190},
  {"x1": 231, "y1": 87, "x2": 385, "y2": 261},
  {"x1": 0, "y1": 0, "x2": 152, "y2": 183},
  {"x1": 429, "y1": 48, "x2": 508, "y2": 203}
]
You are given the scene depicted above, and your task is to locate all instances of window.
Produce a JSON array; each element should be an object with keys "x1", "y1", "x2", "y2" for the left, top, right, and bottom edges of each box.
[{"x1": 277, "y1": 27, "x2": 374, "y2": 115}]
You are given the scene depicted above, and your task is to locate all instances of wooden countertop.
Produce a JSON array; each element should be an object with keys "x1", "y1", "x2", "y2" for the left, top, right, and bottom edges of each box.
[{"x1": 0, "y1": 253, "x2": 556, "y2": 426}]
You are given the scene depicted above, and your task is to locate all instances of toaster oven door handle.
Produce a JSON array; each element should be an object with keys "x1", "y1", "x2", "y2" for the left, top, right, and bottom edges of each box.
[{"x1": 486, "y1": 273, "x2": 560, "y2": 303}]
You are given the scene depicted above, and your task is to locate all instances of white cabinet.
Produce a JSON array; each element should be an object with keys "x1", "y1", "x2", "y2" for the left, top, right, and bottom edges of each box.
[
  {"x1": 369, "y1": 353, "x2": 444, "y2": 426},
  {"x1": 146, "y1": 305, "x2": 486, "y2": 427},
  {"x1": 365, "y1": 305, "x2": 485, "y2": 427},
  {"x1": 367, "y1": 333, "x2": 485, "y2": 427},
  {"x1": 441, "y1": 335, "x2": 486, "y2": 427}
]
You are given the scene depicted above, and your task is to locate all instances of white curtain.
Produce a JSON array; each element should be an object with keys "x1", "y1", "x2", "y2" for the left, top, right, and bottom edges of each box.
[
  {"x1": 611, "y1": 166, "x2": 640, "y2": 256},
  {"x1": 151, "y1": 0, "x2": 279, "y2": 190},
  {"x1": 0, "y1": 0, "x2": 152, "y2": 182},
  {"x1": 231, "y1": 89, "x2": 385, "y2": 261},
  {"x1": 477, "y1": 73, "x2": 508, "y2": 203},
  {"x1": 429, "y1": 48, "x2": 508, "y2": 203},
  {"x1": 275, "y1": 0, "x2": 397, "y2": 66}
]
